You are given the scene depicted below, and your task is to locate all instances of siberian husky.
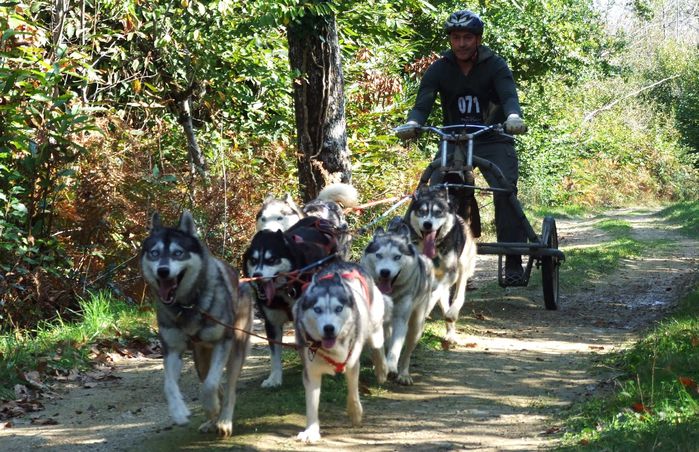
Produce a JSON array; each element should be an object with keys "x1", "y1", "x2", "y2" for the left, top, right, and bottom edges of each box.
[
  {"x1": 140, "y1": 210, "x2": 253, "y2": 437},
  {"x1": 243, "y1": 216, "x2": 339, "y2": 388},
  {"x1": 294, "y1": 261, "x2": 390, "y2": 443},
  {"x1": 361, "y1": 217, "x2": 435, "y2": 384},
  {"x1": 407, "y1": 186, "x2": 477, "y2": 344},
  {"x1": 254, "y1": 182, "x2": 359, "y2": 258}
]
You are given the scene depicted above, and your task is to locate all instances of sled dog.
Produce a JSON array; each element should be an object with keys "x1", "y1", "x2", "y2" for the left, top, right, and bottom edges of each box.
[
  {"x1": 361, "y1": 217, "x2": 435, "y2": 384},
  {"x1": 407, "y1": 186, "x2": 476, "y2": 343},
  {"x1": 254, "y1": 182, "x2": 359, "y2": 258},
  {"x1": 243, "y1": 216, "x2": 338, "y2": 388},
  {"x1": 140, "y1": 210, "x2": 253, "y2": 437},
  {"x1": 294, "y1": 261, "x2": 390, "y2": 443}
]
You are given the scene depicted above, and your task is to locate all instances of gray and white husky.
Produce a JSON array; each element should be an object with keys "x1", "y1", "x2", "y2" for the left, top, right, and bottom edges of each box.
[
  {"x1": 255, "y1": 183, "x2": 359, "y2": 258},
  {"x1": 294, "y1": 261, "x2": 390, "y2": 444},
  {"x1": 140, "y1": 211, "x2": 253, "y2": 437},
  {"x1": 407, "y1": 186, "x2": 477, "y2": 344},
  {"x1": 361, "y1": 217, "x2": 435, "y2": 385}
]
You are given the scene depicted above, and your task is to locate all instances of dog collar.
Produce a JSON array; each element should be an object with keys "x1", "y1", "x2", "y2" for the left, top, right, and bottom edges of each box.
[{"x1": 306, "y1": 335, "x2": 354, "y2": 374}]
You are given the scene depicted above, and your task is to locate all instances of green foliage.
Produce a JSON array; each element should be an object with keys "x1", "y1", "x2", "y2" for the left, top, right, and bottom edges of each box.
[
  {"x1": 644, "y1": 43, "x2": 699, "y2": 157},
  {"x1": 0, "y1": 290, "x2": 155, "y2": 399},
  {"x1": 658, "y1": 200, "x2": 699, "y2": 236},
  {"x1": 558, "y1": 287, "x2": 699, "y2": 451}
]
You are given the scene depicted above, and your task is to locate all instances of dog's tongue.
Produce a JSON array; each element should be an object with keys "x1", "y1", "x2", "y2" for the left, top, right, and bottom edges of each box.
[
  {"x1": 377, "y1": 277, "x2": 393, "y2": 294},
  {"x1": 423, "y1": 230, "x2": 437, "y2": 259},
  {"x1": 322, "y1": 337, "x2": 336, "y2": 349},
  {"x1": 263, "y1": 280, "x2": 276, "y2": 301},
  {"x1": 158, "y1": 278, "x2": 178, "y2": 304}
]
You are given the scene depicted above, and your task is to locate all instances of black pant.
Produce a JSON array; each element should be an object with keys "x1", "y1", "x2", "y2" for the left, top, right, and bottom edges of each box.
[{"x1": 431, "y1": 137, "x2": 526, "y2": 247}]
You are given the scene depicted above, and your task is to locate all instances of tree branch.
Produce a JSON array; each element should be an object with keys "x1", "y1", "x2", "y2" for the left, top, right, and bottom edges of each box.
[{"x1": 582, "y1": 75, "x2": 680, "y2": 123}]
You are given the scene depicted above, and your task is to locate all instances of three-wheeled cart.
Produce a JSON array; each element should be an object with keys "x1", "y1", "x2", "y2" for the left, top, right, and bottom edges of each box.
[{"x1": 413, "y1": 124, "x2": 565, "y2": 310}]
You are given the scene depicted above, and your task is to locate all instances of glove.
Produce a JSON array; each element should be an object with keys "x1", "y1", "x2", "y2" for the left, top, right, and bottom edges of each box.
[
  {"x1": 394, "y1": 120, "x2": 420, "y2": 140},
  {"x1": 504, "y1": 114, "x2": 527, "y2": 134}
]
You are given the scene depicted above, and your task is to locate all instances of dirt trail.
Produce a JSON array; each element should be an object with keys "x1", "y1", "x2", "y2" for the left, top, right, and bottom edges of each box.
[{"x1": 2, "y1": 207, "x2": 698, "y2": 451}]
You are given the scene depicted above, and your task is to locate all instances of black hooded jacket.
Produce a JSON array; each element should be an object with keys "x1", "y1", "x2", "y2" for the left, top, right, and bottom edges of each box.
[{"x1": 407, "y1": 45, "x2": 522, "y2": 127}]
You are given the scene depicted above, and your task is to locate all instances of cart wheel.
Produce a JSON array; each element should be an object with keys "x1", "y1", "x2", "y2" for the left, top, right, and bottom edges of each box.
[{"x1": 540, "y1": 216, "x2": 560, "y2": 310}]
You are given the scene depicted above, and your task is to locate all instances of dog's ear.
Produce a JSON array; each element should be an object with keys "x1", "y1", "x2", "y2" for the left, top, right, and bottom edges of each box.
[
  {"x1": 330, "y1": 272, "x2": 343, "y2": 285},
  {"x1": 149, "y1": 212, "x2": 162, "y2": 232},
  {"x1": 364, "y1": 239, "x2": 379, "y2": 254},
  {"x1": 396, "y1": 222, "x2": 411, "y2": 238},
  {"x1": 178, "y1": 210, "x2": 198, "y2": 236}
]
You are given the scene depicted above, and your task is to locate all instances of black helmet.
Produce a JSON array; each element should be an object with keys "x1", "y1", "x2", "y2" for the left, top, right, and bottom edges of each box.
[{"x1": 444, "y1": 10, "x2": 484, "y2": 35}]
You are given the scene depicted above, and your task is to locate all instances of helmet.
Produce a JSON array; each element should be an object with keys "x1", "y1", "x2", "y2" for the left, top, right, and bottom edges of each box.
[{"x1": 444, "y1": 10, "x2": 484, "y2": 35}]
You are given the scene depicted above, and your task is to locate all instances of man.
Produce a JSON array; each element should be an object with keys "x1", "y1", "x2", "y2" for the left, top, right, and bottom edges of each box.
[{"x1": 396, "y1": 9, "x2": 527, "y2": 284}]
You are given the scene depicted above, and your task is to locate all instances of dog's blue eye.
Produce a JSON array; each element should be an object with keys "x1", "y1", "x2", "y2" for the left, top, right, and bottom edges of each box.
[
  {"x1": 393, "y1": 255, "x2": 401, "y2": 261},
  {"x1": 334, "y1": 306, "x2": 343, "y2": 313},
  {"x1": 172, "y1": 250, "x2": 183, "y2": 257},
  {"x1": 313, "y1": 307, "x2": 322, "y2": 314},
  {"x1": 376, "y1": 253, "x2": 383, "y2": 259},
  {"x1": 149, "y1": 250, "x2": 159, "y2": 258}
]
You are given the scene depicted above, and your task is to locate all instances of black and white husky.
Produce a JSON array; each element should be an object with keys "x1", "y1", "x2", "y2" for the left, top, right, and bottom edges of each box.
[
  {"x1": 407, "y1": 186, "x2": 477, "y2": 344},
  {"x1": 140, "y1": 211, "x2": 253, "y2": 437},
  {"x1": 242, "y1": 216, "x2": 338, "y2": 388},
  {"x1": 294, "y1": 261, "x2": 390, "y2": 444},
  {"x1": 255, "y1": 183, "x2": 359, "y2": 258},
  {"x1": 361, "y1": 217, "x2": 435, "y2": 384}
]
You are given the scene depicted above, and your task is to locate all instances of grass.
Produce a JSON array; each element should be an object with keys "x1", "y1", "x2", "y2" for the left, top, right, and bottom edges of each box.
[
  {"x1": 556, "y1": 287, "x2": 699, "y2": 451},
  {"x1": 0, "y1": 291, "x2": 155, "y2": 400},
  {"x1": 658, "y1": 200, "x2": 699, "y2": 236}
]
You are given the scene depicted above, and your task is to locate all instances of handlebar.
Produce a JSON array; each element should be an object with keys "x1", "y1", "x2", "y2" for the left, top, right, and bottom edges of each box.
[{"x1": 417, "y1": 123, "x2": 509, "y2": 141}]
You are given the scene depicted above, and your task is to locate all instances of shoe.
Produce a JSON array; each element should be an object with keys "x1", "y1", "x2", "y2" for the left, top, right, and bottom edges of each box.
[{"x1": 505, "y1": 256, "x2": 524, "y2": 285}]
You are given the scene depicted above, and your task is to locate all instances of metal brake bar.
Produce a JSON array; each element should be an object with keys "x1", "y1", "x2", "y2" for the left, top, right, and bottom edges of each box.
[{"x1": 437, "y1": 182, "x2": 512, "y2": 194}]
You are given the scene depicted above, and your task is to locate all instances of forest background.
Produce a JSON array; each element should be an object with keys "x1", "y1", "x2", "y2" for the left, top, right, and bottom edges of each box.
[{"x1": 1, "y1": 0, "x2": 698, "y2": 329}]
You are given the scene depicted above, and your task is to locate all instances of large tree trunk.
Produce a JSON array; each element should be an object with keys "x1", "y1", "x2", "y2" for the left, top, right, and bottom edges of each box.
[{"x1": 287, "y1": 8, "x2": 351, "y2": 202}]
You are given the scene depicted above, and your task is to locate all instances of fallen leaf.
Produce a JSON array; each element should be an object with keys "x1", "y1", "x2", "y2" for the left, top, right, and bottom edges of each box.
[
  {"x1": 588, "y1": 345, "x2": 604, "y2": 351},
  {"x1": 691, "y1": 337, "x2": 699, "y2": 347},
  {"x1": 631, "y1": 402, "x2": 650, "y2": 413},
  {"x1": 463, "y1": 343, "x2": 477, "y2": 348},
  {"x1": 30, "y1": 417, "x2": 58, "y2": 425},
  {"x1": 678, "y1": 376, "x2": 697, "y2": 390},
  {"x1": 1, "y1": 421, "x2": 12, "y2": 429}
]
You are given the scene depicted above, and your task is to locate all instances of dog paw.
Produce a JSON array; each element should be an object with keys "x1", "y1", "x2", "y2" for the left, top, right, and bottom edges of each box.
[
  {"x1": 395, "y1": 372, "x2": 414, "y2": 386},
  {"x1": 347, "y1": 401, "x2": 363, "y2": 427},
  {"x1": 297, "y1": 427, "x2": 321, "y2": 443},
  {"x1": 216, "y1": 420, "x2": 234, "y2": 437},
  {"x1": 169, "y1": 404, "x2": 191, "y2": 425},
  {"x1": 375, "y1": 366, "x2": 388, "y2": 385},
  {"x1": 445, "y1": 305, "x2": 461, "y2": 321},
  {"x1": 200, "y1": 385, "x2": 221, "y2": 417},
  {"x1": 261, "y1": 374, "x2": 282, "y2": 388}
]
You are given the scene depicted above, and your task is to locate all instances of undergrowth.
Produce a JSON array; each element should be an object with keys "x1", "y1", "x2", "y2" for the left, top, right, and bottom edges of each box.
[
  {"x1": 557, "y1": 287, "x2": 699, "y2": 451},
  {"x1": 0, "y1": 291, "x2": 155, "y2": 400}
]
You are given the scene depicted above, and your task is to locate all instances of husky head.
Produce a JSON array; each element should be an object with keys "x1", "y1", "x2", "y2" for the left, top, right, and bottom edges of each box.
[
  {"x1": 298, "y1": 272, "x2": 356, "y2": 350},
  {"x1": 255, "y1": 194, "x2": 303, "y2": 232},
  {"x1": 242, "y1": 229, "x2": 295, "y2": 301},
  {"x1": 408, "y1": 187, "x2": 456, "y2": 259},
  {"x1": 362, "y1": 218, "x2": 416, "y2": 294},
  {"x1": 140, "y1": 210, "x2": 205, "y2": 305},
  {"x1": 302, "y1": 199, "x2": 345, "y2": 229}
]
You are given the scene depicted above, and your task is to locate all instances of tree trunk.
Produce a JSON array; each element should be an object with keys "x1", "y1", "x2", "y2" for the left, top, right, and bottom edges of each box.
[{"x1": 287, "y1": 7, "x2": 351, "y2": 202}]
